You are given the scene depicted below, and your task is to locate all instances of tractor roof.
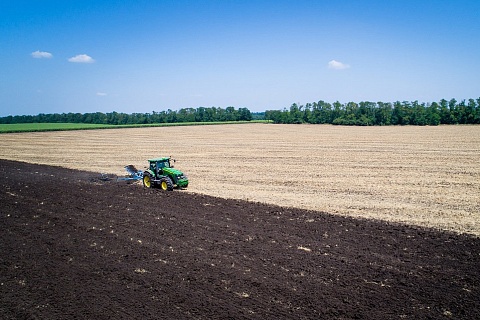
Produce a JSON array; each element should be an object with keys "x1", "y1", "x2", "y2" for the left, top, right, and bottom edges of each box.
[{"x1": 148, "y1": 157, "x2": 170, "y2": 162}]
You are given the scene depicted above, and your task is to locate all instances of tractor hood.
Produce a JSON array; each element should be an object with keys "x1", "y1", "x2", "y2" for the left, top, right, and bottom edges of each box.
[{"x1": 163, "y1": 167, "x2": 185, "y2": 176}]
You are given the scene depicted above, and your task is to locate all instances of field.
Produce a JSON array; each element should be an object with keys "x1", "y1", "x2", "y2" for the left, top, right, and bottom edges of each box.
[
  {"x1": 0, "y1": 123, "x2": 478, "y2": 235},
  {"x1": 1, "y1": 124, "x2": 480, "y2": 319},
  {"x1": 1, "y1": 159, "x2": 479, "y2": 319},
  {"x1": 0, "y1": 121, "x2": 267, "y2": 133},
  {"x1": 0, "y1": 123, "x2": 116, "y2": 133}
]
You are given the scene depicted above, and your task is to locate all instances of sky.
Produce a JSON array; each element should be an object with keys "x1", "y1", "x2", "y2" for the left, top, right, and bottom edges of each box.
[{"x1": 1, "y1": 0, "x2": 479, "y2": 116}]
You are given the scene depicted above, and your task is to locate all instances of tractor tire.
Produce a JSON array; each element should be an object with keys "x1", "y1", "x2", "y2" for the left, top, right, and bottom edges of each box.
[
  {"x1": 160, "y1": 176, "x2": 174, "y2": 191},
  {"x1": 143, "y1": 173, "x2": 152, "y2": 188}
]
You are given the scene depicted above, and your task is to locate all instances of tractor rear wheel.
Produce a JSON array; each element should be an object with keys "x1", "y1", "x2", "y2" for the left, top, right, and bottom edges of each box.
[
  {"x1": 160, "y1": 176, "x2": 174, "y2": 191},
  {"x1": 143, "y1": 174, "x2": 152, "y2": 188}
]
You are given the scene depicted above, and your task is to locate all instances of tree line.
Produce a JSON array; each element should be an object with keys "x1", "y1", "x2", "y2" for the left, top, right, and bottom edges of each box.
[
  {"x1": 265, "y1": 98, "x2": 480, "y2": 125},
  {"x1": 2, "y1": 98, "x2": 480, "y2": 126},
  {"x1": 0, "y1": 106, "x2": 252, "y2": 125}
]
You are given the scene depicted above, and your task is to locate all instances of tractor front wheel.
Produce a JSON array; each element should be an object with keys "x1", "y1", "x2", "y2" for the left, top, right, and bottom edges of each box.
[
  {"x1": 143, "y1": 174, "x2": 152, "y2": 188},
  {"x1": 160, "y1": 176, "x2": 174, "y2": 191}
]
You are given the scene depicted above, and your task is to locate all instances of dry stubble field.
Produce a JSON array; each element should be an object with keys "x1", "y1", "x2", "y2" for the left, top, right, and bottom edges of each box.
[{"x1": 1, "y1": 123, "x2": 479, "y2": 235}]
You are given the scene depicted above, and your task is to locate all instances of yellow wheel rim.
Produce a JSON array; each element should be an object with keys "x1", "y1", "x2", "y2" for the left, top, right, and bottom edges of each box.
[
  {"x1": 144, "y1": 176, "x2": 151, "y2": 188},
  {"x1": 161, "y1": 181, "x2": 167, "y2": 190}
]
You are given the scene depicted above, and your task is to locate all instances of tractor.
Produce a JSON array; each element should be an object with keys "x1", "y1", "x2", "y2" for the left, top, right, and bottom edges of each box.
[{"x1": 142, "y1": 157, "x2": 189, "y2": 191}]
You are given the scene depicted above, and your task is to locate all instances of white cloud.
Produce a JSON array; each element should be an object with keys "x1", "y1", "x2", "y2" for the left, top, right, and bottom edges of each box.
[
  {"x1": 68, "y1": 54, "x2": 95, "y2": 63},
  {"x1": 96, "y1": 92, "x2": 107, "y2": 96},
  {"x1": 31, "y1": 50, "x2": 53, "y2": 59},
  {"x1": 328, "y1": 60, "x2": 350, "y2": 70}
]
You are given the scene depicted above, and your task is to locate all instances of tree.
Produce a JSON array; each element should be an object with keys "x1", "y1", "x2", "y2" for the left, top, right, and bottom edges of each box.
[
  {"x1": 332, "y1": 101, "x2": 344, "y2": 122},
  {"x1": 449, "y1": 98, "x2": 458, "y2": 124},
  {"x1": 375, "y1": 102, "x2": 392, "y2": 125},
  {"x1": 177, "y1": 108, "x2": 196, "y2": 122},
  {"x1": 289, "y1": 103, "x2": 303, "y2": 124},
  {"x1": 426, "y1": 102, "x2": 440, "y2": 125},
  {"x1": 358, "y1": 101, "x2": 376, "y2": 125},
  {"x1": 466, "y1": 99, "x2": 477, "y2": 124},
  {"x1": 238, "y1": 108, "x2": 252, "y2": 121},
  {"x1": 224, "y1": 106, "x2": 238, "y2": 121},
  {"x1": 412, "y1": 101, "x2": 427, "y2": 125},
  {"x1": 439, "y1": 99, "x2": 451, "y2": 124}
]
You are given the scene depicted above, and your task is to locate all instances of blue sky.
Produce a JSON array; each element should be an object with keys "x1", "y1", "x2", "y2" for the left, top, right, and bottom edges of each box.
[{"x1": 1, "y1": 0, "x2": 479, "y2": 116}]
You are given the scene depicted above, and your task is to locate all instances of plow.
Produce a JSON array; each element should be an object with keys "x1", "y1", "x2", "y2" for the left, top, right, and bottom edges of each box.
[{"x1": 116, "y1": 165, "x2": 144, "y2": 182}]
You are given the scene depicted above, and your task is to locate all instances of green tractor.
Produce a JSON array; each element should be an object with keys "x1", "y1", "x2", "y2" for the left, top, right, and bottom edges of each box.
[{"x1": 142, "y1": 157, "x2": 189, "y2": 191}]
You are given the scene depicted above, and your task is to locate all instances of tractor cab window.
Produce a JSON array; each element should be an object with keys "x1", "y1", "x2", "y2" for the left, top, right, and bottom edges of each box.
[{"x1": 158, "y1": 161, "x2": 168, "y2": 168}]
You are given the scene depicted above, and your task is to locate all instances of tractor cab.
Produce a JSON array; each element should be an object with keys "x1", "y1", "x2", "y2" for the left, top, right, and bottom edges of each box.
[{"x1": 148, "y1": 157, "x2": 172, "y2": 175}]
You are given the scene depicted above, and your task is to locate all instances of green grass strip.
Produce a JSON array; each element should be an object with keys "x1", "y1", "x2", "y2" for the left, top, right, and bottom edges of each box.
[{"x1": 0, "y1": 121, "x2": 271, "y2": 133}]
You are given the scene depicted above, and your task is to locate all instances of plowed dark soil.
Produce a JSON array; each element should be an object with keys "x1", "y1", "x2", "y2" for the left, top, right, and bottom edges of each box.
[{"x1": 1, "y1": 159, "x2": 479, "y2": 319}]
